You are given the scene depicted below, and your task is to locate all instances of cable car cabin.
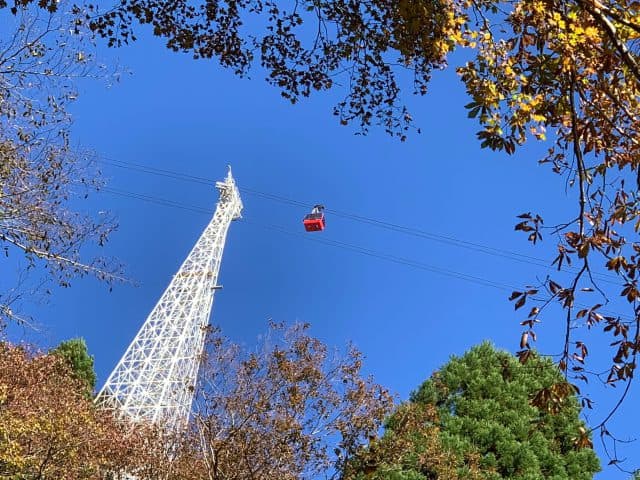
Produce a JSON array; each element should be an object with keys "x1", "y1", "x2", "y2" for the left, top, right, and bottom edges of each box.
[
  {"x1": 303, "y1": 205, "x2": 326, "y2": 232},
  {"x1": 303, "y1": 213, "x2": 325, "y2": 231}
]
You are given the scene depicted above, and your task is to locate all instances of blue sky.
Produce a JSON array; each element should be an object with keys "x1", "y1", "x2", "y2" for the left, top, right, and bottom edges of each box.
[{"x1": 6, "y1": 21, "x2": 640, "y2": 478}]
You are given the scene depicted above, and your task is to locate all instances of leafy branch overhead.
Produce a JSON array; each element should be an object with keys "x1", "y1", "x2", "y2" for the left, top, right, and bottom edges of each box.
[
  {"x1": 68, "y1": 0, "x2": 640, "y2": 148},
  {"x1": 0, "y1": 2, "x2": 125, "y2": 326},
  {"x1": 87, "y1": 0, "x2": 461, "y2": 141}
]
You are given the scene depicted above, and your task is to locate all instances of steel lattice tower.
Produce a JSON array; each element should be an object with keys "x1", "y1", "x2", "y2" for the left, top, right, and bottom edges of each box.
[{"x1": 96, "y1": 167, "x2": 243, "y2": 432}]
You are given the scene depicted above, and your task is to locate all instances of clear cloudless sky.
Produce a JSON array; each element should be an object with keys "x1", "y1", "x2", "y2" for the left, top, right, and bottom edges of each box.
[{"x1": 6, "y1": 17, "x2": 640, "y2": 479}]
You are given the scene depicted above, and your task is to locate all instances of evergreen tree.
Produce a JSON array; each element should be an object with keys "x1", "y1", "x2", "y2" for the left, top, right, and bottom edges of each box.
[
  {"x1": 50, "y1": 337, "x2": 97, "y2": 393},
  {"x1": 346, "y1": 342, "x2": 600, "y2": 480}
]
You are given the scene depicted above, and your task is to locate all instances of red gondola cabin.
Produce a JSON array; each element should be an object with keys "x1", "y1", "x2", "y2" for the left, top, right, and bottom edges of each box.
[{"x1": 303, "y1": 205, "x2": 326, "y2": 232}]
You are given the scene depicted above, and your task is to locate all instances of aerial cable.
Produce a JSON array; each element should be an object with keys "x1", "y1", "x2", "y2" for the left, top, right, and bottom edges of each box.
[
  {"x1": 246, "y1": 220, "x2": 517, "y2": 291},
  {"x1": 101, "y1": 186, "x2": 212, "y2": 215},
  {"x1": 93, "y1": 157, "x2": 574, "y2": 261},
  {"x1": 95, "y1": 156, "x2": 619, "y2": 284},
  {"x1": 100, "y1": 185, "x2": 632, "y2": 321},
  {"x1": 100, "y1": 186, "x2": 516, "y2": 292}
]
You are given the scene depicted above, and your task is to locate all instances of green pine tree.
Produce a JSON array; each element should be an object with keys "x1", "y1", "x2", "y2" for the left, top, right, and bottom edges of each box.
[
  {"x1": 50, "y1": 337, "x2": 97, "y2": 394},
  {"x1": 346, "y1": 342, "x2": 600, "y2": 480}
]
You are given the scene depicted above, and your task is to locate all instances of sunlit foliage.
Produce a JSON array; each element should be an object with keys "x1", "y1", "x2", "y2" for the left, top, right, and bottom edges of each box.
[
  {"x1": 0, "y1": 343, "x2": 171, "y2": 479},
  {"x1": 0, "y1": 2, "x2": 122, "y2": 327},
  {"x1": 346, "y1": 343, "x2": 600, "y2": 479},
  {"x1": 189, "y1": 322, "x2": 394, "y2": 479}
]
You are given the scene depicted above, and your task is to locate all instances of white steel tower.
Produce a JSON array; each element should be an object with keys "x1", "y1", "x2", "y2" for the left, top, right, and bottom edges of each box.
[{"x1": 96, "y1": 167, "x2": 243, "y2": 432}]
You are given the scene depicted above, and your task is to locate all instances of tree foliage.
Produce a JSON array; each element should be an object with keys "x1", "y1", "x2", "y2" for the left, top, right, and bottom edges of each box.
[
  {"x1": 347, "y1": 343, "x2": 600, "y2": 480},
  {"x1": 343, "y1": 402, "x2": 483, "y2": 480},
  {"x1": 0, "y1": 342, "x2": 177, "y2": 479},
  {"x1": 189, "y1": 322, "x2": 394, "y2": 480},
  {"x1": 0, "y1": 324, "x2": 392, "y2": 479},
  {"x1": 0, "y1": 1, "x2": 123, "y2": 328},
  {"x1": 50, "y1": 337, "x2": 97, "y2": 393}
]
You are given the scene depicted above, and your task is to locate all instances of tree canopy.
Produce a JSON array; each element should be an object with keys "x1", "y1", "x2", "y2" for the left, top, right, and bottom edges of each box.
[
  {"x1": 346, "y1": 342, "x2": 600, "y2": 480},
  {"x1": 0, "y1": 342, "x2": 175, "y2": 479},
  {"x1": 0, "y1": 0, "x2": 123, "y2": 328},
  {"x1": 343, "y1": 402, "x2": 483, "y2": 480},
  {"x1": 189, "y1": 322, "x2": 394, "y2": 480},
  {"x1": 50, "y1": 337, "x2": 97, "y2": 393},
  {"x1": 0, "y1": 324, "x2": 393, "y2": 479}
]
